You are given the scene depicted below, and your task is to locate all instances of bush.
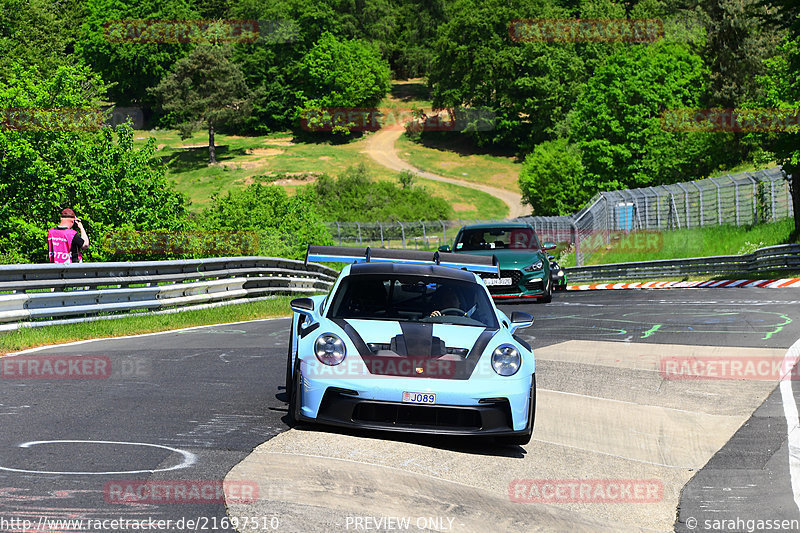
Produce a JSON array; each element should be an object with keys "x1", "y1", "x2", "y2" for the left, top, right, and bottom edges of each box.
[
  {"x1": 518, "y1": 139, "x2": 587, "y2": 216},
  {"x1": 203, "y1": 183, "x2": 333, "y2": 260},
  {"x1": 312, "y1": 164, "x2": 452, "y2": 221}
]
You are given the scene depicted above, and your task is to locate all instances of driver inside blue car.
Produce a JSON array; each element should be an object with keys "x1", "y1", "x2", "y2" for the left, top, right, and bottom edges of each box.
[{"x1": 429, "y1": 285, "x2": 463, "y2": 317}]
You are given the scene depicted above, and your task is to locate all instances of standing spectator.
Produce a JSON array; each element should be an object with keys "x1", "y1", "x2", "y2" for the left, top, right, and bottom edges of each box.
[{"x1": 47, "y1": 208, "x2": 89, "y2": 263}]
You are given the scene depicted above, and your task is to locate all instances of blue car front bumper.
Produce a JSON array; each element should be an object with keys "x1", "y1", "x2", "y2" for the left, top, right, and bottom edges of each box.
[{"x1": 295, "y1": 360, "x2": 535, "y2": 436}]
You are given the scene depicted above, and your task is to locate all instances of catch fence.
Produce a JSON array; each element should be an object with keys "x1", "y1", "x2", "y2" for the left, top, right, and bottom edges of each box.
[{"x1": 325, "y1": 167, "x2": 793, "y2": 265}]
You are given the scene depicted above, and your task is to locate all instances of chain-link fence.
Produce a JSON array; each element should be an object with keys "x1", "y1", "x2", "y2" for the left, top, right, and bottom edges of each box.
[{"x1": 325, "y1": 167, "x2": 794, "y2": 265}]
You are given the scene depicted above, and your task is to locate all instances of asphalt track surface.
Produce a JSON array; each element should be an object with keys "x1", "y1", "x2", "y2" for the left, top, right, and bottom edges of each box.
[{"x1": 1, "y1": 288, "x2": 799, "y2": 532}]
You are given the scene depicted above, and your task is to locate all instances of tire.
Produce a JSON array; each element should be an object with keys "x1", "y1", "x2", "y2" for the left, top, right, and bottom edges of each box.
[
  {"x1": 499, "y1": 376, "x2": 536, "y2": 446},
  {"x1": 285, "y1": 337, "x2": 294, "y2": 399},
  {"x1": 538, "y1": 280, "x2": 552, "y2": 303}
]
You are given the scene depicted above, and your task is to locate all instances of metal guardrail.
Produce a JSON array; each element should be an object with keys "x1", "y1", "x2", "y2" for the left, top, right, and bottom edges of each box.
[
  {"x1": 565, "y1": 244, "x2": 800, "y2": 283},
  {"x1": 0, "y1": 257, "x2": 338, "y2": 329}
]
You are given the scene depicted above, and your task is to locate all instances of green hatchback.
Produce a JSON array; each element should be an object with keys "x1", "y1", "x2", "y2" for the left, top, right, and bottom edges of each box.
[{"x1": 439, "y1": 223, "x2": 556, "y2": 302}]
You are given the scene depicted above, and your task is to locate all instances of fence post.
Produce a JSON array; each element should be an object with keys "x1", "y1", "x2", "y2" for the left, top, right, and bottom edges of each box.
[
  {"x1": 692, "y1": 181, "x2": 703, "y2": 226},
  {"x1": 420, "y1": 220, "x2": 427, "y2": 248},
  {"x1": 336, "y1": 222, "x2": 341, "y2": 245},
  {"x1": 379, "y1": 222, "x2": 384, "y2": 247},
  {"x1": 727, "y1": 175, "x2": 740, "y2": 226},
  {"x1": 440, "y1": 220, "x2": 447, "y2": 246},
  {"x1": 357, "y1": 222, "x2": 362, "y2": 244},
  {"x1": 708, "y1": 177, "x2": 722, "y2": 225},
  {"x1": 399, "y1": 222, "x2": 406, "y2": 249},
  {"x1": 675, "y1": 182, "x2": 690, "y2": 228},
  {"x1": 650, "y1": 187, "x2": 661, "y2": 230},
  {"x1": 745, "y1": 173, "x2": 758, "y2": 224}
]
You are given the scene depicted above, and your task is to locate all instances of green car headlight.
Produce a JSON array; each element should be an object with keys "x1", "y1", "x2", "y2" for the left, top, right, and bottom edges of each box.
[{"x1": 523, "y1": 260, "x2": 543, "y2": 272}]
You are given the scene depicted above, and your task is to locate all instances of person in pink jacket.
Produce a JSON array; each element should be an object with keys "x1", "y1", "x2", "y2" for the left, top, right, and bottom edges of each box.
[{"x1": 47, "y1": 208, "x2": 90, "y2": 263}]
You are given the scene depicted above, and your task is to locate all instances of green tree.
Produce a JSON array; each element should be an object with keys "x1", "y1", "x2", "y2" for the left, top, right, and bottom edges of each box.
[
  {"x1": 756, "y1": 0, "x2": 800, "y2": 237},
  {"x1": 203, "y1": 183, "x2": 333, "y2": 259},
  {"x1": 312, "y1": 164, "x2": 452, "y2": 221},
  {"x1": 150, "y1": 45, "x2": 252, "y2": 163},
  {"x1": 518, "y1": 139, "x2": 587, "y2": 215},
  {"x1": 570, "y1": 41, "x2": 719, "y2": 193},
  {"x1": 0, "y1": 61, "x2": 187, "y2": 263},
  {"x1": 296, "y1": 32, "x2": 391, "y2": 135},
  {"x1": 0, "y1": 0, "x2": 80, "y2": 79},
  {"x1": 75, "y1": 0, "x2": 198, "y2": 106}
]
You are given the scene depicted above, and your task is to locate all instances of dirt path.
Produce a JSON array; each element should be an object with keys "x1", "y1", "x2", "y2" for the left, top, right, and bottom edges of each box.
[{"x1": 362, "y1": 128, "x2": 529, "y2": 219}]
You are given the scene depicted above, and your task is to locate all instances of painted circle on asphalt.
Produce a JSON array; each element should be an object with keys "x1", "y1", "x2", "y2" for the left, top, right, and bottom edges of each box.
[{"x1": 0, "y1": 440, "x2": 196, "y2": 475}]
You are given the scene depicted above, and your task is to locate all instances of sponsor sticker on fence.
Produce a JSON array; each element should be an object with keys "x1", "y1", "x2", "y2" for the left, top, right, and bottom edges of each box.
[
  {"x1": 509, "y1": 479, "x2": 663, "y2": 503},
  {"x1": 509, "y1": 18, "x2": 664, "y2": 43}
]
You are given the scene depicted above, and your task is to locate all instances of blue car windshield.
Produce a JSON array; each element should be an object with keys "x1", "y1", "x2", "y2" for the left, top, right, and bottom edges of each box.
[{"x1": 328, "y1": 274, "x2": 499, "y2": 328}]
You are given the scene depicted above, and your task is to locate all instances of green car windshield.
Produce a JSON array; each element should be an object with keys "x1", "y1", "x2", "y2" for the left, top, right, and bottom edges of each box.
[{"x1": 455, "y1": 227, "x2": 541, "y2": 251}]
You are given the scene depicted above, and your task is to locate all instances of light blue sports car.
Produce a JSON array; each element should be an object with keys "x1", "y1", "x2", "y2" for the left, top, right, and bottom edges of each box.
[{"x1": 285, "y1": 246, "x2": 536, "y2": 445}]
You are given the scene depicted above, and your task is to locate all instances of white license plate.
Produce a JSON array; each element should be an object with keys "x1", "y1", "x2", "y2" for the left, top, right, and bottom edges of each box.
[
  {"x1": 402, "y1": 391, "x2": 436, "y2": 404},
  {"x1": 485, "y1": 277, "x2": 513, "y2": 286}
]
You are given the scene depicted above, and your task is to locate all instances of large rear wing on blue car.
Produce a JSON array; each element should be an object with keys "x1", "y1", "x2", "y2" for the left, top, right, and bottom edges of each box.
[{"x1": 306, "y1": 245, "x2": 500, "y2": 275}]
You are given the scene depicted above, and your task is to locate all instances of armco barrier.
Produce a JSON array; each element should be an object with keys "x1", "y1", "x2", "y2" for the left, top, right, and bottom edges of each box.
[
  {"x1": 0, "y1": 257, "x2": 337, "y2": 329},
  {"x1": 565, "y1": 244, "x2": 800, "y2": 283}
]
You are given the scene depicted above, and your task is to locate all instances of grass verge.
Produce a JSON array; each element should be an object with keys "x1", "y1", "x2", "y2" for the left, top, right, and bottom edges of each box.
[
  {"x1": 0, "y1": 297, "x2": 296, "y2": 354},
  {"x1": 559, "y1": 219, "x2": 796, "y2": 267}
]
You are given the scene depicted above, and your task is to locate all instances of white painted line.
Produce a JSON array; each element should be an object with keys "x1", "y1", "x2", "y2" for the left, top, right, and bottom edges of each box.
[
  {"x1": 780, "y1": 337, "x2": 800, "y2": 514},
  {"x1": 0, "y1": 440, "x2": 196, "y2": 475},
  {"x1": 3, "y1": 316, "x2": 290, "y2": 357}
]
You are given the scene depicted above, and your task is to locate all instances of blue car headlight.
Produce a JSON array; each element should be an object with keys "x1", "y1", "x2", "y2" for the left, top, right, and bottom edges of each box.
[
  {"x1": 315, "y1": 334, "x2": 346, "y2": 365},
  {"x1": 491, "y1": 344, "x2": 521, "y2": 376},
  {"x1": 523, "y1": 260, "x2": 543, "y2": 272}
]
